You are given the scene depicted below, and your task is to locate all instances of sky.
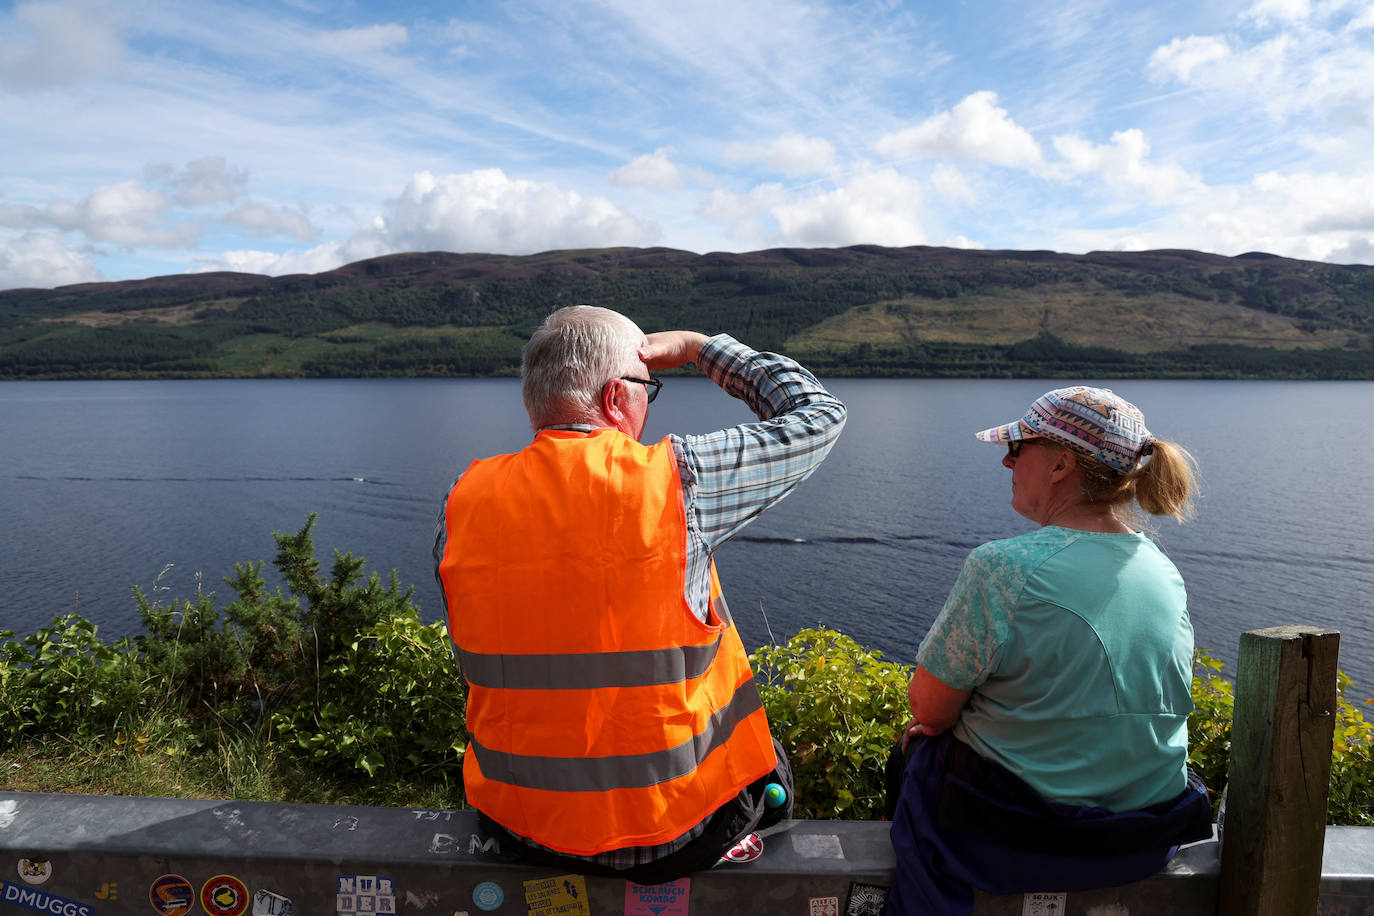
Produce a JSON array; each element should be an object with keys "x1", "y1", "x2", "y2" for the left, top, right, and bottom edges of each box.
[{"x1": 2, "y1": 0, "x2": 1373, "y2": 291}]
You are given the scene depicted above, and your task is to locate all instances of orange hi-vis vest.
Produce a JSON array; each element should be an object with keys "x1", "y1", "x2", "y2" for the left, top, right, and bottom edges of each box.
[{"x1": 437, "y1": 427, "x2": 778, "y2": 855}]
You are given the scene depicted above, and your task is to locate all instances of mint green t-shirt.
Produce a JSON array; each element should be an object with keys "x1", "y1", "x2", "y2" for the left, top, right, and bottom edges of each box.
[{"x1": 917, "y1": 526, "x2": 1194, "y2": 812}]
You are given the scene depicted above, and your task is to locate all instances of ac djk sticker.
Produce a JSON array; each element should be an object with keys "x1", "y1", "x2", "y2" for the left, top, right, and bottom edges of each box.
[{"x1": 201, "y1": 875, "x2": 250, "y2": 916}]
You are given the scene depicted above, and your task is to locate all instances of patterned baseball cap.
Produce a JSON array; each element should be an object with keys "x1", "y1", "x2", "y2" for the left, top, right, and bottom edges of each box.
[{"x1": 975, "y1": 386, "x2": 1154, "y2": 472}]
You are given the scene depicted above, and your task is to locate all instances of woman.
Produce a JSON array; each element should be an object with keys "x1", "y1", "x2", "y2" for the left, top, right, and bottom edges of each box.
[{"x1": 886, "y1": 386, "x2": 1213, "y2": 916}]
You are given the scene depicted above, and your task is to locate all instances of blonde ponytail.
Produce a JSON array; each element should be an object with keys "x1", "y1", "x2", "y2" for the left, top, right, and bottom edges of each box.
[
  {"x1": 1067, "y1": 438, "x2": 1199, "y2": 523},
  {"x1": 1131, "y1": 439, "x2": 1199, "y2": 522}
]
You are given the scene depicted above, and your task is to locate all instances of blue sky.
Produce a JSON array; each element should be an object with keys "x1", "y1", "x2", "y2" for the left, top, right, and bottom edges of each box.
[{"x1": 2, "y1": 0, "x2": 1372, "y2": 290}]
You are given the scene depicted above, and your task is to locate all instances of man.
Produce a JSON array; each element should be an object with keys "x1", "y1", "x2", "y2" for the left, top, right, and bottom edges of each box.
[{"x1": 433, "y1": 305, "x2": 846, "y2": 883}]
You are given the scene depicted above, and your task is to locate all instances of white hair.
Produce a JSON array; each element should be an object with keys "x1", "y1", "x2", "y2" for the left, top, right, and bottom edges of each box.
[{"x1": 521, "y1": 306, "x2": 644, "y2": 429}]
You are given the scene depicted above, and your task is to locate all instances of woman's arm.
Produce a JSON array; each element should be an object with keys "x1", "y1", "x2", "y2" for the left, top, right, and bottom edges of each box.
[{"x1": 908, "y1": 665, "x2": 973, "y2": 737}]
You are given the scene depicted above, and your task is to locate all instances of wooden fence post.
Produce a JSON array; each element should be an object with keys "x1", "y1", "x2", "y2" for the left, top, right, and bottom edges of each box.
[{"x1": 1218, "y1": 625, "x2": 1339, "y2": 916}]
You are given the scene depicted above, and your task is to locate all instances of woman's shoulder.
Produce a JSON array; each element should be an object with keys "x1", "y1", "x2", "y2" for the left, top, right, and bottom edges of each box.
[
  {"x1": 965, "y1": 527, "x2": 1118, "y2": 584},
  {"x1": 973, "y1": 526, "x2": 1082, "y2": 558},
  {"x1": 959, "y1": 528, "x2": 1067, "y2": 584}
]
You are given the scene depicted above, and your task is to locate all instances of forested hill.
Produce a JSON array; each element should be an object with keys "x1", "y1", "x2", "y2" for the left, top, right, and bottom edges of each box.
[{"x1": 3, "y1": 244, "x2": 1374, "y2": 379}]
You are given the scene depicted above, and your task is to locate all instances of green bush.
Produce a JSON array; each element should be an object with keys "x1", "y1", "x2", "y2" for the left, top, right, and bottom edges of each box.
[
  {"x1": 272, "y1": 613, "x2": 467, "y2": 780},
  {"x1": 1324, "y1": 671, "x2": 1373, "y2": 825},
  {"x1": 3, "y1": 526, "x2": 1373, "y2": 825},
  {"x1": 3, "y1": 515, "x2": 468, "y2": 790},
  {"x1": 751, "y1": 628, "x2": 912, "y2": 819},
  {"x1": 1184, "y1": 651, "x2": 1374, "y2": 825},
  {"x1": 1188, "y1": 649, "x2": 1235, "y2": 805},
  {"x1": 0, "y1": 615, "x2": 145, "y2": 748}
]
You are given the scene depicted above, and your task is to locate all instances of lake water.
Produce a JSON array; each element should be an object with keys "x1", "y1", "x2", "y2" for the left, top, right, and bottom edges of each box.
[{"x1": 2, "y1": 377, "x2": 1372, "y2": 695}]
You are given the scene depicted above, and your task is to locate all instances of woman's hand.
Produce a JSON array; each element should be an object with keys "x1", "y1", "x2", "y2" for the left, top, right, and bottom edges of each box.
[{"x1": 900, "y1": 717, "x2": 931, "y2": 752}]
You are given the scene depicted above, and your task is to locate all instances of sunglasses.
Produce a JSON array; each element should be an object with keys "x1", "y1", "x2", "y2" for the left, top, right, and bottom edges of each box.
[
  {"x1": 1006, "y1": 439, "x2": 1034, "y2": 459},
  {"x1": 620, "y1": 376, "x2": 662, "y2": 404}
]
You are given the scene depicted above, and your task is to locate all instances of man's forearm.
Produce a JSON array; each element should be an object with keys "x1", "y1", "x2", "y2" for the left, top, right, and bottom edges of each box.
[
  {"x1": 694, "y1": 334, "x2": 842, "y2": 422},
  {"x1": 675, "y1": 335, "x2": 846, "y2": 548}
]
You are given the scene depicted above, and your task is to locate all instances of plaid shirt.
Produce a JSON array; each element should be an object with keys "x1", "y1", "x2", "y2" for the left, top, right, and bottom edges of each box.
[{"x1": 433, "y1": 334, "x2": 846, "y2": 868}]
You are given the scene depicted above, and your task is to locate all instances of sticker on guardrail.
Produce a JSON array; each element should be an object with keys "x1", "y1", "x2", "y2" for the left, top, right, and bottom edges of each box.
[
  {"x1": 1, "y1": 879, "x2": 94, "y2": 916},
  {"x1": 1021, "y1": 891, "x2": 1066, "y2": 915},
  {"x1": 201, "y1": 875, "x2": 249, "y2": 916},
  {"x1": 150, "y1": 874, "x2": 195, "y2": 916},
  {"x1": 625, "y1": 878, "x2": 688, "y2": 916},
  {"x1": 809, "y1": 896, "x2": 840, "y2": 916},
  {"x1": 1317, "y1": 893, "x2": 1374, "y2": 916},
  {"x1": 16, "y1": 857, "x2": 51, "y2": 886},
  {"x1": 523, "y1": 875, "x2": 588, "y2": 916},
  {"x1": 844, "y1": 882, "x2": 887, "y2": 916},
  {"x1": 791, "y1": 833, "x2": 845, "y2": 858},
  {"x1": 336, "y1": 875, "x2": 396, "y2": 915},
  {"x1": 471, "y1": 881, "x2": 503, "y2": 912},
  {"x1": 252, "y1": 889, "x2": 292, "y2": 916}
]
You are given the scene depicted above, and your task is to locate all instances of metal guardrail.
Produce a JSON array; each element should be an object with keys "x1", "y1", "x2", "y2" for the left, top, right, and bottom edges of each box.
[{"x1": 2, "y1": 791, "x2": 1371, "y2": 916}]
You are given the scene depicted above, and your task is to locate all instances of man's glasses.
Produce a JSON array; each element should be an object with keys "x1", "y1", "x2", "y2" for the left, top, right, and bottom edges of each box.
[
  {"x1": 1006, "y1": 440, "x2": 1030, "y2": 459},
  {"x1": 620, "y1": 376, "x2": 662, "y2": 404}
]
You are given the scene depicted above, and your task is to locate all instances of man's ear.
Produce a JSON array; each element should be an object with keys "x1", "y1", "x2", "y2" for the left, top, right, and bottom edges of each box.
[{"x1": 600, "y1": 378, "x2": 626, "y2": 425}]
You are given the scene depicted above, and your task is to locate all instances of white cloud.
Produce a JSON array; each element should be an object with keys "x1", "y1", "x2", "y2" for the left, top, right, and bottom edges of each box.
[
  {"x1": 0, "y1": 0, "x2": 124, "y2": 90},
  {"x1": 1148, "y1": 14, "x2": 1374, "y2": 123},
  {"x1": 0, "y1": 232, "x2": 100, "y2": 288},
  {"x1": 1051, "y1": 129, "x2": 1201, "y2": 203},
  {"x1": 198, "y1": 242, "x2": 365, "y2": 277},
  {"x1": 311, "y1": 23, "x2": 409, "y2": 56},
  {"x1": 0, "y1": 180, "x2": 195, "y2": 248},
  {"x1": 374, "y1": 169, "x2": 658, "y2": 254},
  {"x1": 1242, "y1": 0, "x2": 1312, "y2": 26},
  {"x1": 929, "y1": 165, "x2": 977, "y2": 204},
  {"x1": 610, "y1": 147, "x2": 685, "y2": 188},
  {"x1": 874, "y1": 92, "x2": 1044, "y2": 170},
  {"x1": 723, "y1": 132, "x2": 838, "y2": 177},
  {"x1": 1050, "y1": 166, "x2": 1374, "y2": 264},
  {"x1": 222, "y1": 203, "x2": 320, "y2": 242},
  {"x1": 702, "y1": 169, "x2": 926, "y2": 249},
  {"x1": 697, "y1": 184, "x2": 787, "y2": 249},
  {"x1": 1256, "y1": 169, "x2": 1374, "y2": 233},
  {"x1": 146, "y1": 157, "x2": 249, "y2": 207},
  {"x1": 1326, "y1": 236, "x2": 1374, "y2": 263},
  {"x1": 1147, "y1": 35, "x2": 1231, "y2": 82}
]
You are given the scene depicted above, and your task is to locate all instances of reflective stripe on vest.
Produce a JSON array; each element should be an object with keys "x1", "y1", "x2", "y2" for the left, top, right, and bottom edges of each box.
[
  {"x1": 469, "y1": 677, "x2": 763, "y2": 792},
  {"x1": 456, "y1": 634, "x2": 724, "y2": 690},
  {"x1": 438, "y1": 428, "x2": 777, "y2": 855}
]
